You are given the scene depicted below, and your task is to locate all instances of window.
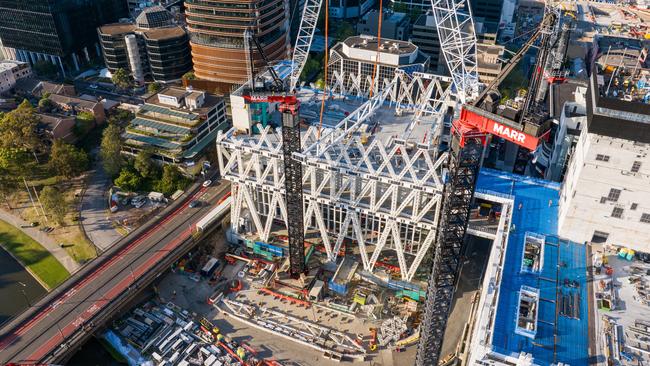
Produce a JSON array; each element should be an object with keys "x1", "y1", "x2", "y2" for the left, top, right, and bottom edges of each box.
[
  {"x1": 611, "y1": 207, "x2": 624, "y2": 218},
  {"x1": 600, "y1": 197, "x2": 607, "y2": 204},
  {"x1": 632, "y1": 161, "x2": 642, "y2": 173},
  {"x1": 631, "y1": 203, "x2": 638, "y2": 210},
  {"x1": 642, "y1": 214, "x2": 650, "y2": 224},
  {"x1": 596, "y1": 154, "x2": 610, "y2": 162},
  {"x1": 607, "y1": 188, "x2": 621, "y2": 202},
  {"x1": 592, "y1": 231, "x2": 609, "y2": 243}
]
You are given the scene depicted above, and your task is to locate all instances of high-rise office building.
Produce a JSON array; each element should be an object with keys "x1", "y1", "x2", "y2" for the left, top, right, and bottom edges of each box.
[
  {"x1": 98, "y1": 6, "x2": 192, "y2": 83},
  {"x1": 185, "y1": 0, "x2": 290, "y2": 90},
  {"x1": 0, "y1": 0, "x2": 128, "y2": 76}
]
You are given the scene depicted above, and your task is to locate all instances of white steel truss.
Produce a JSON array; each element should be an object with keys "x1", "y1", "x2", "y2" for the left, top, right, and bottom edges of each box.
[
  {"x1": 217, "y1": 73, "x2": 451, "y2": 282},
  {"x1": 289, "y1": 0, "x2": 322, "y2": 92},
  {"x1": 222, "y1": 299, "x2": 366, "y2": 357},
  {"x1": 430, "y1": 0, "x2": 479, "y2": 103}
]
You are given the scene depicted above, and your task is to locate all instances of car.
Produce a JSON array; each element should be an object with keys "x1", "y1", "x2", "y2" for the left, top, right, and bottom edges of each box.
[
  {"x1": 202, "y1": 180, "x2": 212, "y2": 188},
  {"x1": 189, "y1": 200, "x2": 201, "y2": 208},
  {"x1": 89, "y1": 84, "x2": 98, "y2": 89}
]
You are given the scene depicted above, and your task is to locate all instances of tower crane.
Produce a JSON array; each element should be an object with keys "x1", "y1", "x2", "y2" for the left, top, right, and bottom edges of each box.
[
  {"x1": 415, "y1": 2, "x2": 568, "y2": 365},
  {"x1": 239, "y1": 0, "x2": 323, "y2": 277}
]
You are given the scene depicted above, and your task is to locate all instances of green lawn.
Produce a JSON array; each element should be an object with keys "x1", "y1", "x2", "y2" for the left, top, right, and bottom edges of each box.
[{"x1": 0, "y1": 219, "x2": 70, "y2": 289}]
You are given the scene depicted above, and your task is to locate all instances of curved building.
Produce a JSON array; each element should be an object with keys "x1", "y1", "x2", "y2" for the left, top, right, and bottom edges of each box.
[
  {"x1": 185, "y1": 0, "x2": 290, "y2": 86},
  {"x1": 98, "y1": 6, "x2": 192, "y2": 83}
]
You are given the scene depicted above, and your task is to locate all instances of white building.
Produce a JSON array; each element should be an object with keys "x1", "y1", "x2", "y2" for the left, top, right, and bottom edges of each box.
[
  {"x1": 327, "y1": 35, "x2": 430, "y2": 98},
  {"x1": 0, "y1": 60, "x2": 32, "y2": 94},
  {"x1": 558, "y1": 72, "x2": 650, "y2": 251}
]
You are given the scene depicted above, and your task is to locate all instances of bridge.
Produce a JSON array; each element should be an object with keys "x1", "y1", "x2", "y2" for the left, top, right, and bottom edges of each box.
[{"x1": 0, "y1": 181, "x2": 230, "y2": 364}]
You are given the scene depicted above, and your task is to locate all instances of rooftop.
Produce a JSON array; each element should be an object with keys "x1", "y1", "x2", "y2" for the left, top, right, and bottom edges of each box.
[
  {"x1": 475, "y1": 169, "x2": 589, "y2": 366},
  {"x1": 342, "y1": 35, "x2": 417, "y2": 55},
  {"x1": 48, "y1": 93, "x2": 99, "y2": 110},
  {"x1": 135, "y1": 5, "x2": 174, "y2": 29},
  {"x1": 142, "y1": 26, "x2": 187, "y2": 41},
  {"x1": 98, "y1": 22, "x2": 137, "y2": 36},
  {"x1": 0, "y1": 60, "x2": 28, "y2": 72},
  {"x1": 144, "y1": 87, "x2": 223, "y2": 116}
]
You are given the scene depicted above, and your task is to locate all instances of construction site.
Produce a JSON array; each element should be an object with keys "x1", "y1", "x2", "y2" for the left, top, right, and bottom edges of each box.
[{"x1": 210, "y1": 0, "x2": 594, "y2": 365}]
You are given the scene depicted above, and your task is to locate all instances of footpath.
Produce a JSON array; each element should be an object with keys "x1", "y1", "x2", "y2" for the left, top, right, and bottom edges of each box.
[{"x1": 0, "y1": 209, "x2": 80, "y2": 273}]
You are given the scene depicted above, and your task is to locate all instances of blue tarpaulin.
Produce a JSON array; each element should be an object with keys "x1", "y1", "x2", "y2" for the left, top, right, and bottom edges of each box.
[{"x1": 476, "y1": 168, "x2": 589, "y2": 366}]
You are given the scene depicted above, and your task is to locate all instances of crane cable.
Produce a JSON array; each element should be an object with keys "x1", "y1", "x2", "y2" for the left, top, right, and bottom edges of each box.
[
  {"x1": 368, "y1": 0, "x2": 384, "y2": 98},
  {"x1": 317, "y1": 0, "x2": 329, "y2": 138}
]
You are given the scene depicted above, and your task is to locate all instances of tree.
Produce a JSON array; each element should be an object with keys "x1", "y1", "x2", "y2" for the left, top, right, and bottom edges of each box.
[
  {"x1": 183, "y1": 71, "x2": 196, "y2": 80},
  {"x1": 154, "y1": 165, "x2": 189, "y2": 195},
  {"x1": 100, "y1": 123, "x2": 123, "y2": 177},
  {"x1": 107, "y1": 109, "x2": 133, "y2": 127},
  {"x1": 300, "y1": 56, "x2": 322, "y2": 81},
  {"x1": 0, "y1": 166, "x2": 18, "y2": 209},
  {"x1": 335, "y1": 21, "x2": 355, "y2": 42},
  {"x1": 49, "y1": 139, "x2": 88, "y2": 178},
  {"x1": 32, "y1": 60, "x2": 59, "y2": 79},
  {"x1": 148, "y1": 82, "x2": 162, "y2": 94},
  {"x1": 75, "y1": 111, "x2": 96, "y2": 137},
  {"x1": 0, "y1": 100, "x2": 42, "y2": 152},
  {"x1": 111, "y1": 68, "x2": 131, "y2": 90},
  {"x1": 134, "y1": 148, "x2": 157, "y2": 179},
  {"x1": 40, "y1": 186, "x2": 68, "y2": 225},
  {"x1": 38, "y1": 97, "x2": 54, "y2": 112},
  {"x1": 114, "y1": 168, "x2": 142, "y2": 192}
]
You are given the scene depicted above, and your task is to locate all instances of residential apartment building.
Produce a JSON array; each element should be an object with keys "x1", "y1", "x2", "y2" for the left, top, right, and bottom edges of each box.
[
  {"x1": 558, "y1": 71, "x2": 650, "y2": 252},
  {"x1": 122, "y1": 87, "x2": 228, "y2": 165},
  {"x1": 98, "y1": 6, "x2": 192, "y2": 83},
  {"x1": 0, "y1": 60, "x2": 32, "y2": 94},
  {"x1": 357, "y1": 10, "x2": 411, "y2": 41},
  {"x1": 0, "y1": 0, "x2": 128, "y2": 75},
  {"x1": 327, "y1": 36, "x2": 429, "y2": 96},
  {"x1": 48, "y1": 94, "x2": 107, "y2": 124},
  {"x1": 36, "y1": 113, "x2": 77, "y2": 143},
  {"x1": 185, "y1": 0, "x2": 289, "y2": 90}
]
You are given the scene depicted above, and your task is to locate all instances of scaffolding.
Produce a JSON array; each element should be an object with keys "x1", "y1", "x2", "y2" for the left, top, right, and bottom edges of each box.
[{"x1": 217, "y1": 71, "x2": 453, "y2": 282}]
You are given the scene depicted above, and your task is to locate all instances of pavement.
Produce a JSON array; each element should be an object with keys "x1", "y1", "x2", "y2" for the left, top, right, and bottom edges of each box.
[
  {"x1": 0, "y1": 182, "x2": 230, "y2": 364},
  {"x1": 0, "y1": 208, "x2": 80, "y2": 274},
  {"x1": 79, "y1": 158, "x2": 122, "y2": 252}
]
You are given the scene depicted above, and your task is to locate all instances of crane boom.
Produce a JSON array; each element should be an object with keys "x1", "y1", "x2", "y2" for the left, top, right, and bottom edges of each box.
[
  {"x1": 289, "y1": 0, "x2": 323, "y2": 92},
  {"x1": 429, "y1": 0, "x2": 479, "y2": 103}
]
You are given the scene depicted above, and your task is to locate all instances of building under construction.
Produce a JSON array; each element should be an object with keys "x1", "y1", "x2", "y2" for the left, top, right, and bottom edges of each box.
[{"x1": 213, "y1": 0, "x2": 590, "y2": 364}]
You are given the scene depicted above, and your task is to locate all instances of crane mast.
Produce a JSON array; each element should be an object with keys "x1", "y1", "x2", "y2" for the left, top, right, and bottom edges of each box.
[{"x1": 416, "y1": 2, "x2": 563, "y2": 365}]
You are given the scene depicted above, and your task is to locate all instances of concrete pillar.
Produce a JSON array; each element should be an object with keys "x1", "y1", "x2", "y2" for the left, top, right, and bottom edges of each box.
[
  {"x1": 72, "y1": 52, "x2": 79, "y2": 71},
  {"x1": 57, "y1": 56, "x2": 66, "y2": 77},
  {"x1": 83, "y1": 47, "x2": 90, "y2": 62},
  {"x1": 28, "y1": 51, "x2": 36, "y2": 64},
  {"x1": 50, "y1": 54, "x2": 57, "y2": 64},
  {"x1": 95, "y1": 43, "x2": 101, "y2": 58}
]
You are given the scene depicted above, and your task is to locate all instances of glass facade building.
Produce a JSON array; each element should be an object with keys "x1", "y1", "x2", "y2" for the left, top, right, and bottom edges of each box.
[
  {"x1": 185, "y1": 0, "x2": 290, "y2": 86},
  {"x1": 98, "y1": 8, "x2": 192, "y2": 83},
  {"x1": 0, "y1": 0, "x2": 128, "y2": 74}
]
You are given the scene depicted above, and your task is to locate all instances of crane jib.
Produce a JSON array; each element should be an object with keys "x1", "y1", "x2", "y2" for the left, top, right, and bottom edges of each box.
[{"x1": 459, "y1": 108, "x2": 540, "y2": 150}]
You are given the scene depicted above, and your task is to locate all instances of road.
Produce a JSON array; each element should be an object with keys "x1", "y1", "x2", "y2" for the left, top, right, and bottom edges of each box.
[
  {"x1": 79, "y1": 159, "x2": 122, "y2": 252},
  {"x1": 74, "y1": 80, "x2": 144, "y2": 105},
  {"x1": 0, "y1": 181, "x2": 230, "y2": 364}
]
